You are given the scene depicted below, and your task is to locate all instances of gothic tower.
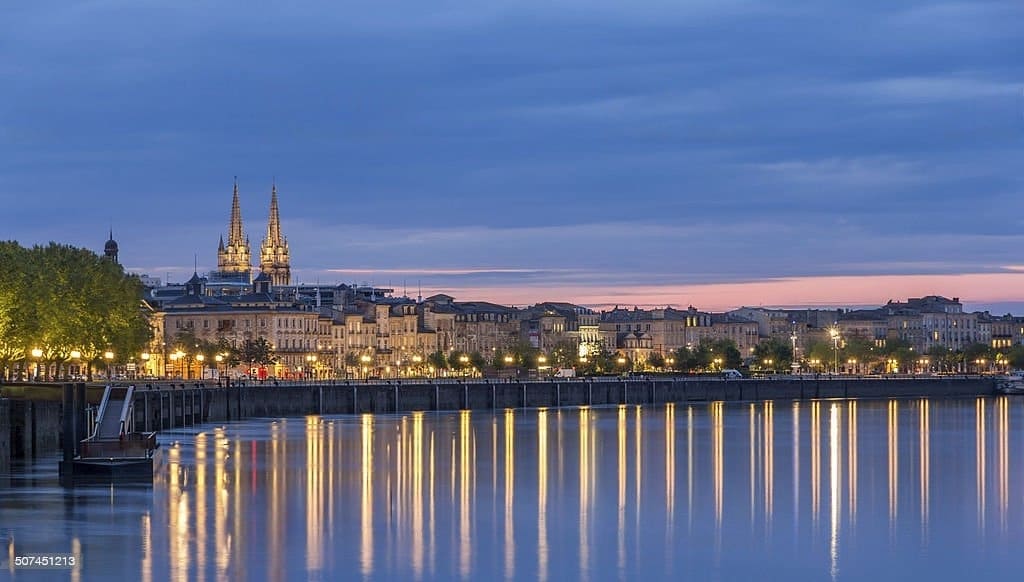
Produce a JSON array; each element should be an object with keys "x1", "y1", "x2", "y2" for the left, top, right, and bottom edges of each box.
[
  {"x1": 260, "y1": 182, "x2": 291, "y2": 286},
  {"x1": 216, "y1": 178, "x2": 252, "y2": 280}
]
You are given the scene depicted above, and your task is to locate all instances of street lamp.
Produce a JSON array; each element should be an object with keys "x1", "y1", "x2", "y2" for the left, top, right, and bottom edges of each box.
[
  {"x1": 713, "y1": 357, "x2": 723, "y2": 371},
  {"x1": 30, "y1": 347, "x2": 43, "y2": 381},
  {"x1": 828, "y1": 327, "x2": 840, "y2": 375},
  {"x1": 360, "y1": 354, "x2": 371, "y2": 379},
  {"x1": 306, "y1": 354, "x2": 317, "y2": 380},
  {"x1": 104, "y1": 350, "x2": 114, "y2": 380},
  {"x1": 763, "y1": 358, "x2": 773, "y2": 372},
  {"x1": 196, "y1": 354, "x2": 205, "y2": 380},
  {"x1": 70, "y1": 350, "x2": 82, "y2": 380},
  {"x1": 847, "y1": 358, "x2": 857, "y2": 375},
  {"x1": 459, "y1": 354, "x2": 469, "y2": 377},
  {"x1": 173, "y1": 350, "x2": 185, "y2": 378}
]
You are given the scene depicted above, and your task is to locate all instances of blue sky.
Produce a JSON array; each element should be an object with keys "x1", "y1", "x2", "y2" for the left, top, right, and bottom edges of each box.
[{"x1": 2, "y1": 1, "x2": 1021, "y2": 310}]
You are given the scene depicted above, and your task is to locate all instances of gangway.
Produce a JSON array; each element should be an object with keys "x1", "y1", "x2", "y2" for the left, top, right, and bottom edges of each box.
[
  {"x1": 93, "y1": 385, "x2": 134, "y2": 438},
  {"x1": 63, "y1": 384, "x2": 161, "y2": 482}
]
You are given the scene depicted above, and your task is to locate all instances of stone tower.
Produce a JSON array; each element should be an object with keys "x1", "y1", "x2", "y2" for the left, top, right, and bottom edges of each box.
[
  {"x1": 216, "y1": 178, "x2": 252, "y2": 279},
  {"x1": 259, "y1": 182, "x2": 291, "y2": 286}
]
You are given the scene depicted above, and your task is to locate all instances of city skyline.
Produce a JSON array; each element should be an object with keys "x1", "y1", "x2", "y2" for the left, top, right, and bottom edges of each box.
[{"x1": 3, "y1": 0, "x2": 1021, "y2": 312}]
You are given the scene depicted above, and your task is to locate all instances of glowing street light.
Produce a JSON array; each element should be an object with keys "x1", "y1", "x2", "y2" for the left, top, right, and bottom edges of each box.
[
  {"x1": 104, "y1": 350, "x2": 115, "y2": 380},
  {"x1": 828, "y1": 326, "x2": 840, "y2": 374},
  {"x1": 30, "y1": 347, "x2": 43, "y2": 380}
]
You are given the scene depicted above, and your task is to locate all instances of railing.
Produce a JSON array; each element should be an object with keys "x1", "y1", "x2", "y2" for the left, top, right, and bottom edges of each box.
[
  {"x1": 92, "y1": 385, "x2": 112, "y2": 439},
  {"x1": 117, "y1": 386, "x2": 135, "y2": 436},
  {"x1": 79, "y1": 432, "x2": 157, "y2": 459}
]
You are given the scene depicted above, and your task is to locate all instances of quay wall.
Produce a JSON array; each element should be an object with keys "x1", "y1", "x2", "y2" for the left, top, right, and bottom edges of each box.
[
  {"x1": 0, "y1": 399, "x2": 9, "y2": 476},
  {"x1": 130, "y1": 376, "x2": 995, "y2": 431},
  {"x1": 0, "y1": 377, "x2": 1002, "y2": 469}
]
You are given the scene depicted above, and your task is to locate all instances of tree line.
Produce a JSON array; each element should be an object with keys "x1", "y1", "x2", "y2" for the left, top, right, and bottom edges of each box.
[{"x1": 0, "y1": 242, "x2": 150, "y2": 381}]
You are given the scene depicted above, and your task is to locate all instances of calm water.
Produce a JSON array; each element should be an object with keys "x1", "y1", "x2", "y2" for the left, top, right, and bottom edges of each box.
[{"x1": 2, "y1": 397, "x2": 1023, "y2": 581}]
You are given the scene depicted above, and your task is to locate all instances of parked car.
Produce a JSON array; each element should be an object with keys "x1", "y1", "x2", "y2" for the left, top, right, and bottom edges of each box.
[{"x1": 722, "y1": 369, "x2": 743, "y2": 379}]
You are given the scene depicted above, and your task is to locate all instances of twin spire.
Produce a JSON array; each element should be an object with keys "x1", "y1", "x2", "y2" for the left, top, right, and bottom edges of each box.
[{"x1": 216, "y1": 178, "x2": 291, "y2": 285}]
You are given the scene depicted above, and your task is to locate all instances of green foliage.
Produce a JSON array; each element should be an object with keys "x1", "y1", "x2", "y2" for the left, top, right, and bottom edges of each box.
[
  {"x1": 647, "y1": 352, "x2": 665, "y2": 369},
  {"x1": 578, "y1": 344, "x2": 615, "y2": 375},
  {"x1": 753, "y1": 338, "x2": 793, "y2": 371},
  {"x1": 238, "y1": 337, "x2": 277, "y2": 366},
  {"x1": 469, "y1": 351, "x2": 486, "y2": 371},
  {"x1": 427, "y1": 350, "x2": 447, "y2": 371},
  {"x1": 548, "y1": 341, "x2": 576, "y2": 369},
  {"x1": 0, "y1": 241, "x2": 149, "y2": 380}
]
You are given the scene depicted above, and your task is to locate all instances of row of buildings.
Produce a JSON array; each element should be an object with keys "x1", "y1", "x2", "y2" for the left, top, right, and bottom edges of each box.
[{"x1": 107, "y1": 184, "x2": 1024, "y2": 378}]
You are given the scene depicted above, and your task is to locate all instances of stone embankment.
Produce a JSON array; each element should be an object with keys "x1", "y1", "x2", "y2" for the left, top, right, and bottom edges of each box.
[{"x1": 0, "y1": 377, "x2": 999, "y2": 470}]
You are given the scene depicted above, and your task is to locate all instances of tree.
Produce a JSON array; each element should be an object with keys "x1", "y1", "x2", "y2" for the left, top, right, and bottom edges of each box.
[
  {"x1": 647, "y1": 352, "x2": 665, "y2": 370},
  {"x1": 963, "y1": 343, "x2": 994, "y2": 372},
  {"x1": 469, "y1": 351, "x2": 486, "y2": 373},
  {"x1": 427, "y1": 350, "x2": 447, "y2": 374},
  {"x1": 239, "y1": 338, "x2": 277, "y2": 369},
  {"x1": 0, "y1": 242, "x2": 149, "y2": 381},
  {"x1": 549, "y1": 341, "x2": 576, "y2": 369},
  {"x1": 753, "y1": 338, "x2": 793, "y2": 372}
]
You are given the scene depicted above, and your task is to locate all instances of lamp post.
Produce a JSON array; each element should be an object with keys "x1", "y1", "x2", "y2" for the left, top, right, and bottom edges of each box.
[
  {"x1": 174, "y1": 350, "x2": 185, "y2": 378},
  {"x1": 196, "y1": 354, "x2": 205, "y2": 380},
  {"x1": 140, "y1": 352, "x2": 150, "y2": 379},
  {"x1": 70, "y1": 350, "x2": 82, "y2": 380},
  {"x1": 459, "y1": 354, "x2": 469, "y2": 378},
  {"x1": 104, "y1": 350, "x2": 114, "y2": 381},
  {"x1": 215, "y1": 354, "x2": 224, "y2": 379},
  {"x1": 306, "y1": 354, "x2": 317, "y2": 381},
  {"x1": 412, "y1": 354, "x2": 423, "y2": 377},
  {"x1": 360, "y1": 354, "x2": 371, "y2": 380},
  {"x1": 828, "y1": 327, "x2": 840, "y2": 375},
  {"x1": 30, "y1": 347, "x2": 43, "y2": 381}
]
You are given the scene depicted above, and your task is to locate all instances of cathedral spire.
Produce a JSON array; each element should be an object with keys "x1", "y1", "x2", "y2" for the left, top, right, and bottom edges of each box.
[
  {"x1": 260, "y1": 181, "x2": 291, "y2": 286},
  {"x1": 228, "y1": 177, "x2": 245, "y2": 246},
  {"x1": 217, "y1": 177, "x2": 252, "y2": 279}
]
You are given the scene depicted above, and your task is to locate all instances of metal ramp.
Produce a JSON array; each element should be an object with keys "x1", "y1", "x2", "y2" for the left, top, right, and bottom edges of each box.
[{"x1": 92, "y1": 385, "x2": 135, "y2": 439}]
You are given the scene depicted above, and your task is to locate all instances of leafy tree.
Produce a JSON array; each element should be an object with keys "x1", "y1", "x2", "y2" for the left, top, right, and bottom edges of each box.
[
  {"x1": 672, "y1": 346, "x2": 700, "y2": 372},
  {"x1": 0, "y1": 242, "x2": 148, "y2": 381},
  {"x1": 239, "y1": 337, "x2": 277, "y2": 367},
  {"x1": 697, "y1": 339, "x2": 741, "y2": 370},
  {"x1": 963, "y1": 343, "x2": 994, "y2": 372},
  {"x1": 753, "y1": 338, "x2": 793, "y2": 371},
  {"x1": 549, "y1": 340, "x2": 576, "y2": 369},
  {"x1": 427, "y1": 350, "x2": 447, "y2": 373},
  {"x1": 647, "y1": 352, "x2": 665, "y2": 370},
  {"x1": 579, "y1": 345, "x2": 615, "y2": 375},
  {"x1": 469, "y1": 351, "x2": 486, "y2": 372}
]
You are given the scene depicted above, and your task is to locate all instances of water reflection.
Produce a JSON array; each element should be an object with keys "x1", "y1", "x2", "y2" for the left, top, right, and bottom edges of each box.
[{"x1": 7, "y1": 398, "x2": 1024, "y2": 581}]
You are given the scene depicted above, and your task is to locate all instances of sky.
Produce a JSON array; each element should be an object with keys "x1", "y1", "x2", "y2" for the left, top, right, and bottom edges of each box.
[{"x1": 2, "y1": 0, "x2": 1022, "y2": 312}]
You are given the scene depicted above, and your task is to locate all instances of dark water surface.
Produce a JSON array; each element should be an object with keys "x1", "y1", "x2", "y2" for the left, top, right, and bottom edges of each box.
[{"x1": 2, "y1": 397, "x2": 1022, "y2": 581}]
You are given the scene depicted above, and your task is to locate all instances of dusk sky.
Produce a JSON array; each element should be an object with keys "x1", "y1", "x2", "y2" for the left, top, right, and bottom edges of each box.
[{"x1": 2, "y1": 1, "x2": 1021, "y2": 312}]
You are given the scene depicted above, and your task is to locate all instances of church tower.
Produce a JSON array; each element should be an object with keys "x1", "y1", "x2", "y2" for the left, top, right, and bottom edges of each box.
[
  {"x1": 259, "y1": 182, "x2": 291, "y2": 286},
  {"x1": 216, "y1": 178, "x2": 252, "y2": 280},
  {"x1": 103, "y1": 228, "x2": 119, "y2": 264}
]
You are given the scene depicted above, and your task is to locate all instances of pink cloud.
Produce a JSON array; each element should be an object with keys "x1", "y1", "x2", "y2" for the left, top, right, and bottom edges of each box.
[{"x1": 424, "y1": 273, "x2": 1024, "y2": 311}]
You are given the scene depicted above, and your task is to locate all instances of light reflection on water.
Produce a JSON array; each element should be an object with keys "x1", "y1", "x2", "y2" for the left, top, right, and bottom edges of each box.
[{"x1": 2, "y1": 397, "x2": 1024, "y2": 580}]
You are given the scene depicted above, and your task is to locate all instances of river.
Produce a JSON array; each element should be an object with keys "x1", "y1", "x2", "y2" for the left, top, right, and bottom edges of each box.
[{"x1": 1, "y1": 397, "x2": 1022, "y2": 580}]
